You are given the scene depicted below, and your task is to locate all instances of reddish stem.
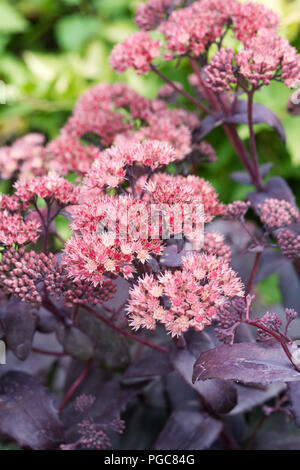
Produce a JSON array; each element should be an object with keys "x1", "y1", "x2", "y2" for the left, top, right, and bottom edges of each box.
[
  {"x1": 246, "y1": 320, "x2": 300, "y2": 372},
  {"x1": 247, "y1": 90, "x2": 263, "y2": 189},
  {"x1": 150, "y1": 64, "x2": 212, "y2": 115},
  {"x1": 189, "y1": 59, "x2": 260, "y2": 188},
  {"x1": 32, "y1": 347, "x2": 65, "y2": 357},
  {"x1": 246, "y1": 252, "x2": 262, "y2": 296},
  {"x1": 82, "y1": 305, "x2": 169, "y2": 355},
  {"x1": 59, "y1": 358, "x2": 94, "y2": 416}
]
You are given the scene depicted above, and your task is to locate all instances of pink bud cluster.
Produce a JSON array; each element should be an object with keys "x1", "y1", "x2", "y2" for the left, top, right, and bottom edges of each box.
[
  {"x1": 0, "y1": 210, "x2": 40, "y2": 246},
  {"x1": 0, "y1": 133, "x2": 46, "y2": 180},
  {"x1": 135, "y1": 0, "x2": 172, "y2": 31},
  {"x1": 109, "y1": 32, "x2": 160, "y2": 75},
  {"x1": 0, "y1": 247, "x2": 116, "y2": 307},
  {"x1": 14, "y1": 174, "x2": 79, "y2": 205},
  {"x1": 224, "y1": 200, "x2": 251, "y2": 220},
  {"x1": 256, "y1": 312, "x2": 282, "y2": 341},
  {"x1": 126, "y1": 253, "x2": 244, "y2": 337},
  {"x1": 215, "y1": 297, "x2": 246, "y2": 344},
  {"x1": 75, "y1": 394, "x2": 96, "y2": 413},
  {"x1": 192, "y1": 141, "x2": 217, "y2": 163},
  {"x1": 277, "y1": 228, "x2": 300, "y2": 260},
  {"x1": 205, "y1": 48, "x2": 237, "y2": 93},
  {"x1": 258, "y1": 198, "x2": 300, "y2": 230},
  {"x1": 202, "y1": 232, "x2": 232, "y2": 263}
]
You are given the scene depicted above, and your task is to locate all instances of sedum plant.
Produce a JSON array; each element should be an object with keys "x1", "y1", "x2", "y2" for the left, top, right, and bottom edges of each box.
[{"x1": 1, "y1": 0, "x2": 300, "y2": 451}]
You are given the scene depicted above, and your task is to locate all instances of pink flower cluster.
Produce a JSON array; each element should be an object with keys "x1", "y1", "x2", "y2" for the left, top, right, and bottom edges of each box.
[
  {"x1": 0, "y1": 133, "x2": 46, "y2": 180},
  {"x1": 64, "y1": 195, "x2": 163, "y2": 285},
  {"x1": 14, "y1": 173, "x2": 79, "y2": 205},
  {"x1": 258, "y1": 198, "x2": 300, "y2": 230},
  {"x1": 126, "y1": 253, "x2": 244, "y2": 337},
  {"x1": 46, "y1": 134, "x2": 101, "y2": 176},
  {"x1": 109, "y1": 32, "x2": 160, "y2": 74},
  {"x1": 0, "y1": 247, "x2": 116, "y2": 307},
  {"x1": 61, "y1": 83, "x2": 198, "y2": 161},
  {"x1": 83, "y1": 141, "x2": 177, "y2": 191},
  {"x1": 135, "y1": 0, "x2": 171, "y2": 31},
  {"x1": 206, "y1": 29, "x2": 300, "y2": 91},
  {"x1": 232, "y1": 1, "x2": 279, "y2": 44},
  {"x1": 159, "y1": 0, "x2": 236, "y2": 58},
  {"x1": 137, "y1": 173, "x2": 225, "y2": 223},
  {"x1": 0, "y1": 210, "x2": 40, "y2": 246}
]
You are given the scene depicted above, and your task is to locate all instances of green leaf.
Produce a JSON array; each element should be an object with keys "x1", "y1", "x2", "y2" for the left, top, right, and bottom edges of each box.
[
  {"x1": 0, "y1": 1, "x2": 29, "y2": 34},
  {"x1": 55, "y1": 14, "x2": 100, "y2": 52}
]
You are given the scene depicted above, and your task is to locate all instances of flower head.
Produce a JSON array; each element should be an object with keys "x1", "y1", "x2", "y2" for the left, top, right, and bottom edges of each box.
[
  {"x1": 126, "y1": 253, "x2": 244, "y2": 337},
  {"x1": 14, "y1": 173, "x2": 79, "y2": 205},
  {"x1": 109, "y1": 32, "x2": 160, "y2": 74}
]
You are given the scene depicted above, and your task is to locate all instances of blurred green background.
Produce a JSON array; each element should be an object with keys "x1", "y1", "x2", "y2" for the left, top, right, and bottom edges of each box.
[{"x1": 0, "y1": 0, "x2": 300, "y2": 207}]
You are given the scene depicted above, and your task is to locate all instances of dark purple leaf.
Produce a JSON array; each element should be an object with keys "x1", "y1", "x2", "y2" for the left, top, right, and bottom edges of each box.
[
  {"x1": 193, "y1": 341, "x2": 300, "y2": 385},
  {"x1": 288, "y1": 382, "x2": 300, "y2": 427},
  {"x1": 172, "y1": 348, "x2": 237, "y2": 414},
  {"x1": 225, "y1": 101, "x2": 286, "y2": 143},
  {"x1": 0, "y1": 371, "x2": 64, "y2": 449},
  {"x1": 279, "y1": 261, "x2": 300, "y2": 323},
  {"x1": 0, "y1": 298, "x2": 37, "y2": 360},
  {"x1": 192, "y1": 114, "x2": 224, "y2": 141},
  {"x1": 193, "y1": 101, "x2": 286, "y2": 143},
  {"x1": 122, "y1": 350, "x2": 172, "y2": 384},
  {"x1": 231, "y1": 163, "x2": 273, "y2": 186},
  {"x1": 257, "y1": 250, "x2": 289, "y2": 282},
  {"x1": 154, "y1": 409, "x2": 222, "y2": 450},
  {"x1": 63, "y1": 327, "x2": 94, "y2": 360},
  {"x1": 76, "y1": 308, "x2": 130, "y2": 369},
  {"x1": 160, "y1": 244, "x2": 187, "y2": 268},
  {"x1": 230, "y1": 383, "x2": 285, "y2": 415}
]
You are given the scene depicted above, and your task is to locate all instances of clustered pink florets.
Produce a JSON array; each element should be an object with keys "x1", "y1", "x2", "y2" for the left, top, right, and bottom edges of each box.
[
  {"x1": 159, "y1": 0, "x2": 235, "y2": 58},
  {"x1": 0, "y1": 133, "x2": 46, "y2": 180},
  {"x1": 109, "y1": 32, "x2": 160, "y2": 74},
  {"x1": 0, "y1": 211, "x2": 40, "y2": 246},
  {"x1": 14, "y1": 173, "x2": 79, "y2": 205},
  {"x1": 83, "y1": 141, "x2": 177, "y2": 190},
  {"x1": 258, "y1": 198, "x2": 300, "y2": 230},
  {"x1": 135, "y1": 0, "x2": 171, "y2": 31},
  {"x1": 206, "y1": 29, "x2": 300, "y2": 91},
  {"x1": 46, "y1": 134, "x2": 101, "y2": 176},
  {"x1": 126, "y1": 253, "x2": 244, "y2": 337},
  {"x1": 137, "y1": 173, "x2": 225, "y2": 223}
]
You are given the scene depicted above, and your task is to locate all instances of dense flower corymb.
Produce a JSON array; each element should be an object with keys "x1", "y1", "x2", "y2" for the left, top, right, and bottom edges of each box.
[
  {"x1": 126, "y1": 253, "x2": 244, "y2": 337},
  {"x1": 14, "y1": 174, "x2": 79, "y2": 205},
  {"x1": 109, "y1": 32, "x2": 160, "y2": 74},
  {"x1": 135, "y1": 0, "x2": 171, "y2": 31},
  {"x1": 0, "y1": 211, "x2": 40, "y2": 246}
]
